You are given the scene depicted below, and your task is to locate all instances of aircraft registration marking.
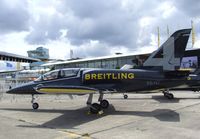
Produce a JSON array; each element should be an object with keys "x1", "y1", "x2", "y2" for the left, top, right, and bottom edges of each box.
[
  {"x1": 38, "y1": 88, "x2": 96, "y2": 94},
  {"x1": 146, "y1": 81, "x2": 160, "y2": 86},
  {"x1": 84, "y1": 73, "x2": 134, "y2": 80}
]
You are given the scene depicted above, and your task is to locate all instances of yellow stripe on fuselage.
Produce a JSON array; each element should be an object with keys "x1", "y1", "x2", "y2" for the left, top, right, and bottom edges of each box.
[{"x1": 38, "y1": 88, "x2": 96, "y2": 94}]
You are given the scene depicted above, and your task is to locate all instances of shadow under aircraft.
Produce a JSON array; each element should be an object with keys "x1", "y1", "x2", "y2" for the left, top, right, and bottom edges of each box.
[
  {"x1": 0, "y1": 105, "x2": 180, "y2": 130},
  {"x1": 7, "y1": 29, "x2": 192, "y2": 114}
]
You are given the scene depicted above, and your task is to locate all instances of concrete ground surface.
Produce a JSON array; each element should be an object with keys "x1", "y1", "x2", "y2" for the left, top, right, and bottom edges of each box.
[{"x1": 0, "y1": 91, "x2": 200, "y2": 139}]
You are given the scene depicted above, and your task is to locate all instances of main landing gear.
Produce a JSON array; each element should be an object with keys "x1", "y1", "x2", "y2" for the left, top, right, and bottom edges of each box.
[
  {"x1": 163, "y1": 89, "x2": 174, "y2": 99},
  {"x1": 31, "y1": 94, "x2": 39, "y2": 110},
  {"x1": 87, "y1": 92, "x2": 110, "y2": 114}
]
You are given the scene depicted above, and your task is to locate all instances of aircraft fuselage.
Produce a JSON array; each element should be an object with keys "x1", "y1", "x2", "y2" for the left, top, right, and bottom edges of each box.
[{"x1": 6, "y1": 68, "x2": 190, "y2": 95}]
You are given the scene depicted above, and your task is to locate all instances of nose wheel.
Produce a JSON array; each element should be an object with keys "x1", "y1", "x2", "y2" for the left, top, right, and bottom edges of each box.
[
  {"x1": 32, "y1": 102, "x2": 39, "y2": 109},
  {"x1": 123, "y1": 94, "x2": 128, "y2": 99},
  {"x1": 31, "y1": 94, "x2": 39, "y2": 110}
]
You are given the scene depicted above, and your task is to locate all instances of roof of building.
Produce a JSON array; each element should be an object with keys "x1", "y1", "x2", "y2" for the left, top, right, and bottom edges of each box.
[
  {"x1": 41, "y1": 48, "x2": 200, "y2": 67},
  {"x1": 0, "y1": 51, "x2": 40, "y2": 62},
  {"x1": 41, "y1": 51, "x2": 151, "y2": 67}
]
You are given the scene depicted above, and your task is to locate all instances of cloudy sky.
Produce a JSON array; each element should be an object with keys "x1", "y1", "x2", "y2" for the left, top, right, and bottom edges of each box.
[{"x1": 0, "y1": 0, "x2": 200, "y2": 59}]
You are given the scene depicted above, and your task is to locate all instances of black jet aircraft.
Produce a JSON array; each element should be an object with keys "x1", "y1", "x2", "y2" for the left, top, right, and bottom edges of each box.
[{"x1": 7, "y1": 29, "x2": 192, "y2": 114}]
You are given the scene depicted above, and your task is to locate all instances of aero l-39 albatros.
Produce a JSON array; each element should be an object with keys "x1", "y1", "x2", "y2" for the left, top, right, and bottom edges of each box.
[{"x1": 7, "y1": 29, "x2": 191, "y2": 114}]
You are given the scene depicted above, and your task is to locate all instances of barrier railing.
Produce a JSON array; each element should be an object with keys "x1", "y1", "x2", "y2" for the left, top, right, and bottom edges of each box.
[{"x1": 0, "y1": 79, "x2": 30, "y2": 101}]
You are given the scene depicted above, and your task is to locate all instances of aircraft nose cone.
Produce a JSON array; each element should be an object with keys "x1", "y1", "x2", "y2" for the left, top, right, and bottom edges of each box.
[
  {"x1": 6, "y1": 82, "x2": 38, "y2": 95},
  {"x1": 6, "y1": 87, "x2": 25, "y2": 94},
  {"x1": 6, "y1": 89, "x2": 14, "y2": 94}
]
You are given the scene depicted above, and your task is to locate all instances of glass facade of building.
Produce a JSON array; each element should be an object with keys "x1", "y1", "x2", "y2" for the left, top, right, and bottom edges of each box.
[
  {"x1": 42, "y1": 49, "x2": 200, "y2": 72},
  {"x1": 53, "y1": 55, "x2": 149, "y2": 69},
  {"x1": 27, "y1": 47, "x2": 49, "y2": 60}
]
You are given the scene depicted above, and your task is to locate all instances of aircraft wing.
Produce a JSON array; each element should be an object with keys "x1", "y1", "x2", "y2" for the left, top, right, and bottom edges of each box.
[{"x1": 34, "y1": 85, "x2": 99, "y2": 95}]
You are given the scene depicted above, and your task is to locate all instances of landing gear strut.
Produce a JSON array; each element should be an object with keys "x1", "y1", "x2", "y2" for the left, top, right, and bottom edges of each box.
[
  {"x1": 87, "y1": 92, "x2": 110, "y2": 114},
  {"x1": 163, "y1": 89, "x2": 174, "y2": 99},
  {"x1": 31, "y1": 94, "x2": 39, "y2": 110}
]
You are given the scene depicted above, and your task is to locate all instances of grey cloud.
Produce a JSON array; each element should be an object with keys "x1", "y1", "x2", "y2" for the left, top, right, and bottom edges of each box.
[
  {"x1": 0, "y1": 0, "x2": 30, "y2": 33},
  {"x1": 73, "y1": 43, "x2": 111, "y2": 58},
  {"x1": 172, "y1": 0, "x2": 200, "y2": 17},
  {"x1": 24, "y1": 0, "x2": 200, "y2": 57},
  {"x1": 67, "y1": 15, "x2": 139, "y2": 46},
  {"x1": 25, "y1": 14, "x2": 63, "y2": 44},
  {"x1": 64, "y1": 0, "x2": 120, "y2": 18},
  {"x1": 136, "y1": 0, "x2": 198, "y2": 47},
  {"x1": 63, "y1": 0, "x2": 178, "y2": 48},
  {"x1": 25, "y1": 0, "x2": 169, "y2": 47},
  {"x1": 63, "y1": 0, "x2": 141, "y2": 47}
]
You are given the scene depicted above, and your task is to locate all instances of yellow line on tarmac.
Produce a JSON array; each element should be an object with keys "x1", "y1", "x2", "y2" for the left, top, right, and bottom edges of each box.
[{"x1": 55, "y1": 131, "x2": 91, "y2": 139}]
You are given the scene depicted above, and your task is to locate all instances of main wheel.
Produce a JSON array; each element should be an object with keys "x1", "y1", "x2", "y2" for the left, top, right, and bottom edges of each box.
[
  {"x1": 168, "y1": 93, "x2": 174, "y2": 99},
  {"x1": 90, "y1": 103, "x2": 101, "y2": 114},
  {"x1": 164, "y1": 93, "x2": 174, "y2": 99},
  {"x1": 124, "y1": 94, "x2": 128, "y2": 99},
  {"x1": 100, "y1": 99, "x2": 109, "y2": 109},
  {"x1": 32, "y1": 102, "x2": 39, "y2": 110}
]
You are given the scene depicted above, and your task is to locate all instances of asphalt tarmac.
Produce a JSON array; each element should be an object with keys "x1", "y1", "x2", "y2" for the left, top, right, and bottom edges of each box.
[{"x1": 0, "y1": 91, "x2": 200, "y2": 139}]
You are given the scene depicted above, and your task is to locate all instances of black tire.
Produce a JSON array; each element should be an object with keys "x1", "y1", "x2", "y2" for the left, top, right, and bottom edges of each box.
[
  {"x1": 32, "y1": 102, "x2": 39, "y2": 110},
  {"x1": 90, "y1": 103, "x2": 101, "y2": 114},
  {"x1": 124, "y1": 94, "x2": 128, "y2": 99},
  {"x1": 164, "y1": 93, "x2": 174, "y2": 99},
  {"x1": 100, "y1": 99, "x2": 109, "y2": 109},
  {"x1": 168, "y1": 93, "x2": 174, "y2": 99}
]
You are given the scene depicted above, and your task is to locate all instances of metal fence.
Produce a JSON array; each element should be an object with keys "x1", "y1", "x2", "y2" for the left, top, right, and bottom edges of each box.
[{"x1": 0, "y1": 79, "x2": 30, "y2": 101}]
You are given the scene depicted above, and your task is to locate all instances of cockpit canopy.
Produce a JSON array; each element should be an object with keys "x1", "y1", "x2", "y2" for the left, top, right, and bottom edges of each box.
[
  {"x1": 35, "y1": 68, "x2": 80, "y2": 81},
  {"x1": 43, "y1": 70, "x2": 60, "y2": 81}
]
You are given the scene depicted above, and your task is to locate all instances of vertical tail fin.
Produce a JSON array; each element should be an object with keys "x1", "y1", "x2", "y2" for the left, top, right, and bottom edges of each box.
[{"x1": 143, "y1": 29, "x2": 191, "y2": 71}]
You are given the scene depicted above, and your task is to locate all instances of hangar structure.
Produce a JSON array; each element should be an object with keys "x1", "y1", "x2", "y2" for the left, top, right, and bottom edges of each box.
[
  {"x1": 42, "y1": 52, "x2": 149, "y2": 69},
  {"x1": 0, "y1": 51, "x2": 40, "y2": 72},
  {"x1": 42, "y1": 48, "x2": 200, "y2": 71},
  {"x1": 0, "y1": 51, "x2": 40, "y2": 63}
]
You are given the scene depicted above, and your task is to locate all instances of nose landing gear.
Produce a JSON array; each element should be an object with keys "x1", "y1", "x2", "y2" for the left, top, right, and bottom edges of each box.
[{"x1": 31, "y1": 94, "x2": 39, "y2": 110}]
